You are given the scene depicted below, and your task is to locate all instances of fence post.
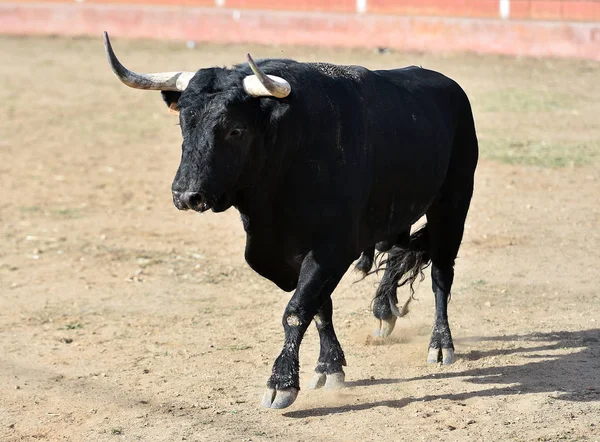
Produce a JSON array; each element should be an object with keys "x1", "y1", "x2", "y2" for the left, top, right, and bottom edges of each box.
[
  {"x1": 500, "y1": 0, "x2": 510, "y2": 19},
  {"x1": 356, "y1": 0, "x2": 367, "y2": 14}
]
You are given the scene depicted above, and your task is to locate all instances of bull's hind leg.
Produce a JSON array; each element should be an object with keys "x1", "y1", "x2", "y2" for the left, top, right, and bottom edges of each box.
[
  {"x1": 306, "y1": 298, "x2": 346, "y2": 390},
  {"x1": 425, "y1": 181, "x2": 474, "y2": 365}
]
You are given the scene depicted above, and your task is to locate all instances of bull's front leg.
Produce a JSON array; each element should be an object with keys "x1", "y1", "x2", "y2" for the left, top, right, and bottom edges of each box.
[
  {"x1": 306, "y1": 297, "x2": 347, "y2": 390},
  {"x1": 261, "y1": 250, "x2": 349, "y2": 409}
]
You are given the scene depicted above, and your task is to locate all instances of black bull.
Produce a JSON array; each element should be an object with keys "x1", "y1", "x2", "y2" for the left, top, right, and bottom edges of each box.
[{"x1": 104, "y1": 34, "x2": 478, "y2": 409}]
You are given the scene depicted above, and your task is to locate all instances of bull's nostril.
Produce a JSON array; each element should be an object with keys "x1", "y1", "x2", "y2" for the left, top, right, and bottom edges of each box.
[
  {"x1": 172, "y1": 190, "x2": 205, "y2": 211},
  {"x1": 185, "y1": 192, "x2": 204, "y2": 209},
  {"x1": 178, "y1": 191, "x2": 204, "y2": 211}
]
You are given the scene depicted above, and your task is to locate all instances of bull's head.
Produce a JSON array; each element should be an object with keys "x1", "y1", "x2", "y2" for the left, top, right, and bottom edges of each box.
[{"x1": 103, "y1": 32, "x2": 291, "y2": 213}]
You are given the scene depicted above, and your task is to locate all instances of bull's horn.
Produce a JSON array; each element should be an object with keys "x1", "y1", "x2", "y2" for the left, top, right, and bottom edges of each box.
[
  {"x1": 243, "y1": 53, "x2": 291, "y2": 98},
  {"x1": 103, "y1": 32, "x2": 195, "y2": 91}
]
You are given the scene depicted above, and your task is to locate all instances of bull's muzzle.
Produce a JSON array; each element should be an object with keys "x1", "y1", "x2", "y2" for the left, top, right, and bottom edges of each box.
[{"x1": 172, "y1": 191, "x2": 207, "y2": 212}]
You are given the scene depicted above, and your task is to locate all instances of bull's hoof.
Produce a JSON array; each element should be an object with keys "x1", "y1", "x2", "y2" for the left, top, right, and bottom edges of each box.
[
  {"x1": 306, "y1": 372, "x2": 326, "y2": 389},
  {"x1": 427, "y1": 347, "x2": 455, "y2": 365},
  {"x1": 442, "y1": 348, "x2": 455, "y2": 364},
  {"x1": 261, "y1": 387, "x2": 299, "y2": 409},
  {"x1": 307, "y1": 371, "x2": 345, "y2": 390},
  {"x1": 325, "y1": 371, "x2": 345, "y2": 389},
  {"x1": 374, "y1": 317, "x2": 397, "y2": 338}
]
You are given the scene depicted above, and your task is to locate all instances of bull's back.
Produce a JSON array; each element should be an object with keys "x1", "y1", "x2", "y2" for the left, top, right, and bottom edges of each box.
[
  {"x1": 273, "y1": 61, "x2": 474, "y2": 252},
  {"x1": 359, "y1": 66, "x2": 473, "y2": 241}
]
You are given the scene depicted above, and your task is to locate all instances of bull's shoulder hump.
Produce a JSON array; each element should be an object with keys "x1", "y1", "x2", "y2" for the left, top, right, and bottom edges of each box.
[{"x1": 306, "y1": 62, "x2": 370, "y2": 81}]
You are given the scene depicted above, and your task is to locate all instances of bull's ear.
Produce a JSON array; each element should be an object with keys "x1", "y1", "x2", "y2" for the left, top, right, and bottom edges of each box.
[{"x1": 161, "y1": 91, "x2": 182, "y2": 115}]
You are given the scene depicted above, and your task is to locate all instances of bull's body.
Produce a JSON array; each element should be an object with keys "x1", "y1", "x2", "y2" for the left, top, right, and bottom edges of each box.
[
  {"x1": 104, "y1": 34, "x2": 478, "y2": 409},
  {"x1": 235, "y1": 61, "x2": 475, "y2": 294}
]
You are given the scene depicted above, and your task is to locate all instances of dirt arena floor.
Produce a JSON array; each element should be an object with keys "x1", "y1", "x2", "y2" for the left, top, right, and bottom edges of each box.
[{"x1": 1, "y1": 36, "x2": 599, "y2": 441}]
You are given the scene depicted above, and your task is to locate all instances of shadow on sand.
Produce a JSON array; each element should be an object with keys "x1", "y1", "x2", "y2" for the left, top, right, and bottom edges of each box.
[{"x1": 284, "y1": 329, "x2": 600, "y2": 418}]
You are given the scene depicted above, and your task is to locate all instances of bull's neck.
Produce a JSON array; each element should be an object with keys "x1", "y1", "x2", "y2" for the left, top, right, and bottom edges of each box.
[
  {"x1": 235, "y1": 158, "x2": 293, "y2": 225},
  {"x1": 234, "y1": 177, "x2": 277, "y2": 225},
  {"x1": 235, "y1": 123, "x2": 301, "y2": 223}
]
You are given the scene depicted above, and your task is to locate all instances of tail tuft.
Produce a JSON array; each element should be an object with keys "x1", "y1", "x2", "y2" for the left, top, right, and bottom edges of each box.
[
  {"x1": 354, "y1": 246, "x2": 375, "y2": 275},
  {"x1": 372, "y1": 224, "x2": 431, "y2": 300}
]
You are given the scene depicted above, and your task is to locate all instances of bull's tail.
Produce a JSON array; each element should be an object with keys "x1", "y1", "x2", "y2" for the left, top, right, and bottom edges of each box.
[
  {"x1": 386, "y1": 225, "x2": 431, "y2": 297},
  {"x1": 372, "y1": 225, "x2": 431, "y2": 319}
]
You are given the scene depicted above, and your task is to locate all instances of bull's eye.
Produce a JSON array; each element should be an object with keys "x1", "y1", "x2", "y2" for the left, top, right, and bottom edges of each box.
[{"x1": 227, "y1": 128, "x2": 245, "y2": 140}]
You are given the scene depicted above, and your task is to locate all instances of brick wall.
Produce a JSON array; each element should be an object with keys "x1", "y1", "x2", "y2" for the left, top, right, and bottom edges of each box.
[
  {"x1": 1, "y1": 1, "x2": 599, "y2": 60},
  {"x1": 10, "y1": 0, "x2": 600, "y2": 20}
]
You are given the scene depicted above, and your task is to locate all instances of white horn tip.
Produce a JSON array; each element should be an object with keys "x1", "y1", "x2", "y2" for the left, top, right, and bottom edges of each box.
[{"x1": 243, "y1": 75, "x2": 290, "y2": 98}]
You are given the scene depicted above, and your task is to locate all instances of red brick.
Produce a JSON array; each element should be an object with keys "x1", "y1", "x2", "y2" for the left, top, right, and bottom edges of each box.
[
  {"x1": 530, "y1": 0, "x2": 562, "y2": 20},
  {"x1": 561, "y1": 1, "x2": 600, "y2": 21},
  {"x1": 369, "y1": 0, "x2": 500, "y2": 18},
  {"x1": 226, "y1": 0, "x2": 355, "y2": 13},
  {"x1": 510, "y1": 0, "x2": 532, "y2": 19},
  {"x1": 465, "y1": 0, "x2": 499, "y2": 18},
  {"x1": 369, "y1": 0, "x2": 464, "y2": 17},
  {"x1": 1, "y1": 0, "x2": 216, "y2": 4},
  {"x1": 0, "y1": 0, "x2": 353, "y2": 10}
]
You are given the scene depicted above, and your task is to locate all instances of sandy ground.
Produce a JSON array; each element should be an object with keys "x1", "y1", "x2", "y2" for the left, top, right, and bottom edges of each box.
[{"x1": 1, "y1": 36, "x2": 599, "y2": 441}]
